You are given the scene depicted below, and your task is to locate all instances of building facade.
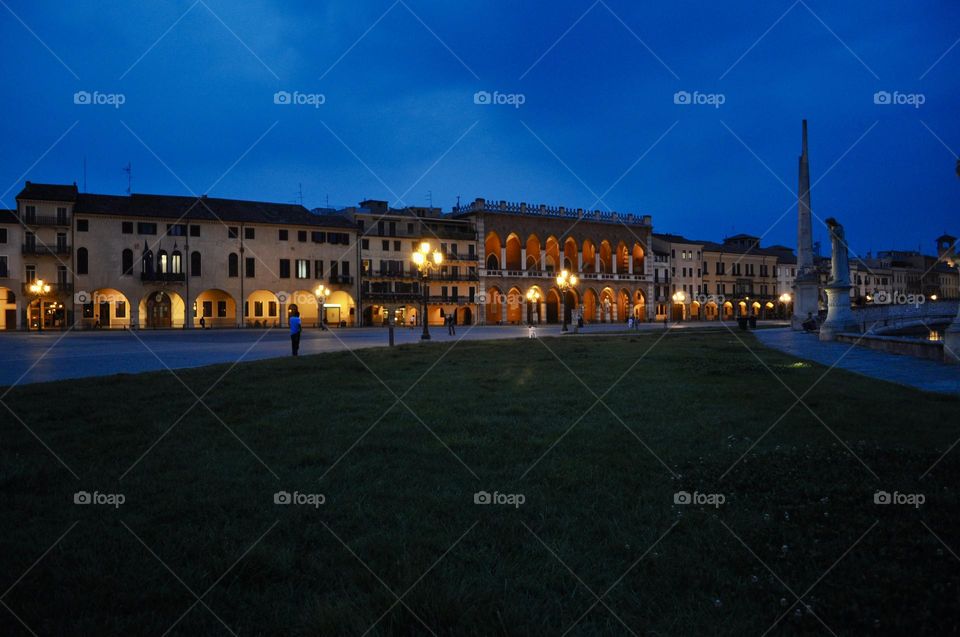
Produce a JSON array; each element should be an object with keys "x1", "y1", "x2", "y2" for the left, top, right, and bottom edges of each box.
[{"x1": 9, "y1": 182, "x2": 358, "y2": 330}]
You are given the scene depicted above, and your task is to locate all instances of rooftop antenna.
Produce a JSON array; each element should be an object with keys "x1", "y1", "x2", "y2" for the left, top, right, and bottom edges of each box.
[
  {"x1": 426, "y1": 190, "x2": 433, "y2": 209},
  {"x1": 123, "y1": 162, "x2": 132, "y2": 194},
  {"x1": 456, "y1": 194, "x2": 461, "y2": 210}
]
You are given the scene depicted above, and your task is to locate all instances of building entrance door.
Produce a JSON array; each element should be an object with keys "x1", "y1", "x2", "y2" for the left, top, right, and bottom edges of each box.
[{"x1": 146, "y1": 292, "x2": 172, "y2": 328}]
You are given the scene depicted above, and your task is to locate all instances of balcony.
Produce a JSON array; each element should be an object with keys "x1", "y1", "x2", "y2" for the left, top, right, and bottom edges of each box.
[
  {"x1": 141, "y1": 272, "x2": 185, "y2": 282},
  {"x1": 479, "y1": 268, "x2": 648, "y2": 283},
  {"x1": 22, "y1": 243, "x2": 71, "y2": 256},
  {"x1": 329, "y1": 275, "x2": 354, "y2": 285},
  {"x1": 22, "y1": 215, "x2": 70, "y2": 227}
]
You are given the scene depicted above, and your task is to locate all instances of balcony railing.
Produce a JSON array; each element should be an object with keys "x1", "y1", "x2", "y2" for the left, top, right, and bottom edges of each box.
[
  {"x1": 22, "y1": 215, "x2": 70, "y2": 227},
  {"x1": 329, "y1": 275, "x2": 354, "y2": 285},
  {"x1": 22, "y1": 243, "x2": 71, "y2": 256},
  {"x1": 141, "y1": 272, "x2": 185, "y2": 282},
  {"x1": 365, "y1": 269, "x2": 478, "y2": 282}
]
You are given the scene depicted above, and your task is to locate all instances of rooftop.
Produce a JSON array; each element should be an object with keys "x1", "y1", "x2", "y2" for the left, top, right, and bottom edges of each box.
[{"x1": 453, "y1": 197, "x2": 652, "y2": 226}]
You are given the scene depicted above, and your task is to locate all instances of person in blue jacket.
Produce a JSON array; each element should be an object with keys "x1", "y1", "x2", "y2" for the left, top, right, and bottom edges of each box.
[{"x1": 289, "y1": 308, "x2": 302, "y2": 356}]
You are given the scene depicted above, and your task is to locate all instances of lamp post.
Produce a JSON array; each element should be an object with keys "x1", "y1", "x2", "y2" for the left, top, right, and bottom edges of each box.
[
  {"x1": 29, "y1": 279, "x2": 50, "y2": 332},
  {"x1": 779, "y1": 292, "x2": 792, "y2": 319},
  {"x1": 314, "y1": 284, "x2": 331, "y2": 330},
  {"x1": 526, "y1": 288, "x2": 541, "y2": 324},
  {"x1": 556, "y1": 269, "x2": 578, "y2": 332},
  {"x1": 412, "y1": 240, "x2": 443, "y2": 340},
  {"x1": 672, "y1": 290, "x2": 686, "y2": 321}
]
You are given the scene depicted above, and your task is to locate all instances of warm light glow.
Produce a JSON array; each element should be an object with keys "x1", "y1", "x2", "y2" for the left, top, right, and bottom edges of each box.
[
  {"x1": 570, "y1": 275, "x2": 578, "y2": 286},
  {"x1": 418, "y1": 241, "x2": 431, "y2": 254},
  {"x1": 526, "y1": 289, "x2": 541, "y2": 302},
  {"x1": 314, "y1": 284, "x2": 330, "y2": 298},
  {"x1": 556, "y1": 269, "x2": 577, "y2": 289},
  {"x1": 29, "y1": 279, "x2": 50, "y2": 295},
  {"x1": 412, "y1": 251, "x2": 425, "y2": 266},
  {"x1": 432, "y1": 250, "x2": 443, "y2": 265},
  {"x1": 779, "y1": 293, "x2": 791, "y2": 303},
  {"x1": 931, "y1": 294, "x2": 938, "y2": 301},
  {"x1": 672, "y1": 290, "x2": 686, "y2": 303}
]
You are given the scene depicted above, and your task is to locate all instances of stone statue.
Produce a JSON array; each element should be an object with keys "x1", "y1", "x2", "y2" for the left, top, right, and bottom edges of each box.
[{"x1": 825, "y1": 217, "x2": 850, "y2": 287}]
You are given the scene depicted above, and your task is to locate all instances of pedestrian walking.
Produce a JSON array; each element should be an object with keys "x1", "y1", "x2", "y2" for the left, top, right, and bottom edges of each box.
[
  {"x1": 290, "y1": 309, "x2": 302, "y2": 356},
  {"x1": 447, "y1": 314, "x2": 456, "y2": 335},
  {"x1": 199, "y1": 316, "x2": 206, "y2": 329}
]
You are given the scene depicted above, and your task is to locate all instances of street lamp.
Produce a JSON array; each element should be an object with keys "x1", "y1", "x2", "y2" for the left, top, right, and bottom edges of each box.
[
  {"x1": 28, "y1": 279, "x2": 50, "y2": 332},
  {"x1": 672, "y1": 290, "x2": 686, "y2": 321},
  {"x1": 412, "y1": 241, "x2": 443, "y2": 340},
  {"x1": 526, "y1": 288, "x2": 542, "y2": 324},
  {"x1": 555, "y1": 269, "x2": 578, "y2": 332},
  {"x1": 779, "y1": 292, "x2": 792, "y2": 319},
  {"x1": 314, "y1": 284, "x2": 331, "y2": 330}
]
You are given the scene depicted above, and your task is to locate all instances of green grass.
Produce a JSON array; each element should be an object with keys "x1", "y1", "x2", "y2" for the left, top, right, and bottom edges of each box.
[{"x1": 1, "y1": 331, "x2": 958, "y2": 635}]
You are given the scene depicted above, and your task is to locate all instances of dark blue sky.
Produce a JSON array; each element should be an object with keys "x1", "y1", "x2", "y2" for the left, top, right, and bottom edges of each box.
[{"x1": 2, "y1": 0, "x2": 957, "y2": 256}]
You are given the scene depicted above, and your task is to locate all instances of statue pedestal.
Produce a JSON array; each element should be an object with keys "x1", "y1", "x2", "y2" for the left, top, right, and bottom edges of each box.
[
  {"x1": 820, "y1": 285, "x2": 858, "y2": 341},
  {"x1": 791, "y1": 277, "x2": 820, "y2": 330},
  {"x1": 944, "y1": 306, "x2": 960, "y2": 364}
]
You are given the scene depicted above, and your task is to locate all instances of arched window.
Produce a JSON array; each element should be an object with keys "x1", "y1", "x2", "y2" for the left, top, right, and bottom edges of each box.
[
  {"x1": 191, "y1": 251, "x2": 201, "y2": 277},
  {"x1": 122, "y1": 249, "x2": 133, "y2": 275},
  {"x1": 77, "y1": 247, "x2": 88, "y2": 274},
  {"x1": 486, "y1": 254, "x2": 499, "y2": 270},
  {"x1": 142, "y1": 250, "x2": 154, "y2": 276},
  {"x1": 158, "y1": 250, "x2": 168, "y2": 273},
  {"x1": 171, "y1": 250, "x2": 182, "y2": 274},
  {"x1": 228, "y1": 252, "x2": 239, "y2": 278}
]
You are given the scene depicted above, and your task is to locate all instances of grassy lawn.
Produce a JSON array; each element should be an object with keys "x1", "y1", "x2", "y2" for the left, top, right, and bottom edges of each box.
[{"x1": 1, "y1": 331, "x2": 958, "y2": 635}]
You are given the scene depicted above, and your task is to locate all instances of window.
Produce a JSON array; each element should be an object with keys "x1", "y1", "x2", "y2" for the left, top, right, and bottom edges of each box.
[
  {"x1": 341, "y1": 260, "x2": 350, "y2": 276},
  {"x1": 190, "y1": 225, "x2": 200, "y2": 237},
  {"x1": 393, "y1": 240, "x2": 400, "y2": 251},
  {"x1": 0, "y1": 228, "x2": 6, "y2": 243},
  {"x1": 407, "y1": 223, "x2": 414, "y2": 234},
  {"x1": 167, "y1": 223, "x2": 186, "y2": 236},
  {"x1": 137, "y1": 222, "x2": 157, "y2": 235},
  {"x1": 314, "y1": 260, "x2": 323, "y2": 279},
  {"x1": 468, "y1": 244, "x2": 475, "y2": 256},
  {"x1": 122, "y1": 249, "x2": 133, "y2": 275},
  {"x1": 296, "y1": 259, "x2": 309, "y2": 279},
  {"x1": 245, "y1": 257, "x2": 255, "y2": 277},
  {"x1": 312, "y1": 231, "x2": 325, "y2": 243},
  {"x1": 228, "y1": 227, "x2": 239, "y2": 239},
  {"x1": 25, "y1": 265, "x2": 36, "y2": 282},
  {"x1": 228, "y1": 253, "x2": 239, "y2": 277},
  {"x1": 77, "y1": 247, "x2": 88, "y2": 274},
  {"x1": 191, "y1": 251, "x2": 201, "y2": 277},
  {"x1": 279, "y1": 259, "x2": 290, "y2": 278},
  {"x1": 254, "y1": 301, "x2": 264, "y2": 317},
  {"x1": 0, "y1": 256, "x2": 7, "y2": 278},
  {"x1": 57, "y1": 207, "x2": 68, "y2": 225},
  {"x1": 158, "y1": 250, "x2": 168, "y2": 273},
  {"x1": 244, "y1": 227, "x2": 255, "y2": 240},
  {"x1": 77, "y1": 219, "x2": 89, "y2": 232},
  {"x1": 361, "y1": 238, "x2": 369, "y2": 249},
  {"x1": 122, "y1": 221, "x2": 133, "y2": 234},
  {"x1": 279, "y1": 229, "x2": 288, "y2": 241},
  {"x1": 268, "y1": 301, "x2": 277, "y2": 317},
  {"x1": 377, "y1": 221, "x2": 384, "y2": 235},
  {"x1": 83, "y1": 302, "x2": 94, "y2": 318},
  {"x1": 298, "y1": 230, "x2": 307, "y2": 242},
  {"x1": 202, "y1": 301, "x2": 212, "y2": 317},
  {"x1": 217, "y1": 300, "x2": 227, "y2": 318},
  {"x1": 171, "y1": 251, "x2": 182, "y2": 274},
  {"x1": 382, "y1": 240, "x2": 390, "y2": 251},
  {"x1": 116, "y1": 301, "x2": 126, "y2": 318}
]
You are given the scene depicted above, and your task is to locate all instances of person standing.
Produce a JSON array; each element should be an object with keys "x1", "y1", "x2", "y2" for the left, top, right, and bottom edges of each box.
[
  {"x1": 290, "y1": 309, "x2": 302, "y2": 356},
  {"x1": 448, "y1": 313, "x2": 456, "y2": 336}
]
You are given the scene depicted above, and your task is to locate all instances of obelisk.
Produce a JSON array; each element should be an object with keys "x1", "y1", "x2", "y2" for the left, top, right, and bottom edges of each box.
[{"x1": 792, "y1": 120, "x2": 821, "y2": 330}]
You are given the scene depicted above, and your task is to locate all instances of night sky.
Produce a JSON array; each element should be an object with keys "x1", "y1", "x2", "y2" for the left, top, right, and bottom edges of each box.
[{"x1": 1, "y1": 0, "x2": 957, "y2": 256}]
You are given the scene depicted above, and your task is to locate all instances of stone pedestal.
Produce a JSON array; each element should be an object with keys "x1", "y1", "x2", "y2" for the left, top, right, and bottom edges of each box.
[
  {"x1": 820, "y1": 285, "x2": 857, "y2": 341},
  {"x1": 944, "y1": 307, "x2": 960, "y2": 363},
  {"x1": 791, "y1": 278, "x2": 819, "y2": 330}
]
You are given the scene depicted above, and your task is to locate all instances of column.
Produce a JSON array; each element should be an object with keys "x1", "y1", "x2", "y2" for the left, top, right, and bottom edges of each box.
[
  {"x1": 500, "y1": 301, "x2": 507, "y2": 325},
  {"x1": 628, "y1": 259, "x2": 633, "y2": 275},
  {"x1": 131, "y1": 302, "x2": 139, "y2": 330},
  {"x1": 521, "y1": 248, "x2": 527, "y2": 273},
  {"x1": 185, "y1": 291, "x2": 195, "y2": 329},
  {"x1": 595, "y1": 306, "x2": 601, "y2": 323},
  {"x1": 539, "y1": 301, "x2": 546, "y2": 324},
  {"x1": 14, "y1": 300, "x2": 22, "y2": 330},
  {"x1": 278, "y1": 302, "x2": 286, "y2": 328},
  {"x1": 577, "y1": 252, "x2": 583, "y2": 272},
  {"x1": 595, "y1": 254, "x2": 601, "y2": 273},
  {"x1": 236, "y1": 303, "x2": 244, "y2": 328},
  {"x1": 612, "y1": 257, "x2": 617, "y2": 275},
  {"x1": 612, "y1": 305, "x2": 618, "y2": 322},
  {"x1": 500, "y1": 247, "x2": 506, "y2": 271}
]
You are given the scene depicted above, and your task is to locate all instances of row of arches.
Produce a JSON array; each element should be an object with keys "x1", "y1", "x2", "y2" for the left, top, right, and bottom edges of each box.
[
  {"x1": 483, "y1": 285, "x2": 648, "y2": 325},
  {"x1": 484, "y1": 232, "x2": 645, "y2": 274},
  {"x1": 76, "y1": 288, "x2": 356, "y2": 329}
]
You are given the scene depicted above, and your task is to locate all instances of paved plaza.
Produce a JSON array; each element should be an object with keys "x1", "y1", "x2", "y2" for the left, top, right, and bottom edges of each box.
[{"x1": 755, "y1": 328, "x2": 960, "y2": 395}]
